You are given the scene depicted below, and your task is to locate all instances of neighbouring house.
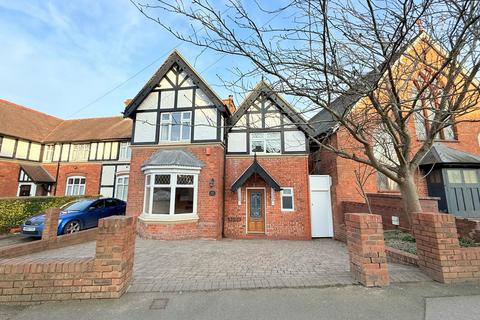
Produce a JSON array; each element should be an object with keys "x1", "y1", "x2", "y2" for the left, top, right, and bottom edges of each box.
[
  {"x1": 308, "y1": 32, "x2": 480, "y2": 238},
  {"x1": 0, "y1": 100, "x2": 132, "y2": 200}
]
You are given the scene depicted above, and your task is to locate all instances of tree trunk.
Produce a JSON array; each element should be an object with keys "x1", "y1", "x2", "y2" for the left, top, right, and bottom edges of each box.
[{"x1": 398, "y1": 170, "x2": 423, "y2": 227}]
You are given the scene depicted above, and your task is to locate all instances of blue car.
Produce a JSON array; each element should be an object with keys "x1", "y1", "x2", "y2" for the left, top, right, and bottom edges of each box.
[{"x1": 20, "y1": 198, "x2": 126, "y2": 238}]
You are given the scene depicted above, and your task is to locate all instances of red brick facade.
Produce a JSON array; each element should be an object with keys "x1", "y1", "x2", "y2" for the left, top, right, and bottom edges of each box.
[
  {"x1": 0, "y1": 161, "x2": 20, "y2": 197},
  {"x1": 312, "y1": 118, "x2": 480, "y2": 240},
  {"x1": 126, "y1": 144, "x2": 225, "y2": 240},
  {"x1": 224, "y1": 155, "x2": 311, "y2": 240}
]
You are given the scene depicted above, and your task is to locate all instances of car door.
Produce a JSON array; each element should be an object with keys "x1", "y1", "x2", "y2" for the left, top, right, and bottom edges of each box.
[{"x1": 85, "y1": 200, "x2": 105, "y2": 228}]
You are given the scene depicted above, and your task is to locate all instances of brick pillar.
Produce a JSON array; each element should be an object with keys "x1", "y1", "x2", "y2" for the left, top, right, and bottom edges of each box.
[
  {"x1": 345, "y1": 213, "x2": 390, "y2": 287},
  {"x1": 42, "y1": 208, "x2": 60, "y2": 241},
  {"x1": 411, "y1": 212, "x2": 459, "y2": 283},
  {"x1": 94, "y1": 216, "x2": 136, "y2": 298}
]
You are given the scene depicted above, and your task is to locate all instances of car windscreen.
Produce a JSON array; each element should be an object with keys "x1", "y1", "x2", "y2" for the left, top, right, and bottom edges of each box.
[{"x1": 64, "y1": 200, "x2": 94, "y2": 211}]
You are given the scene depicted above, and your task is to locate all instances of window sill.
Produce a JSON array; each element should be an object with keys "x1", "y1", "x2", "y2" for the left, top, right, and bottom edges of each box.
[{"x1": 138, "y1": 213, "x2": 199, "y2": 224}]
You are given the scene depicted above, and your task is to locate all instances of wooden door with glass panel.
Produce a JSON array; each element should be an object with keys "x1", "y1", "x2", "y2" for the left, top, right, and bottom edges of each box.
[{"x1": 247, "y1": 189, "x2": 265, "y2": 233}]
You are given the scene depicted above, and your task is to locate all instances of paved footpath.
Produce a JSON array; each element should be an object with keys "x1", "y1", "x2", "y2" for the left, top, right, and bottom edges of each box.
[
  {"x1": 1, "y1": 282, "x2": 479, "y2": 320},
  {"x1": 18, "y1": 238, "x2": 430, "y2": 293}
]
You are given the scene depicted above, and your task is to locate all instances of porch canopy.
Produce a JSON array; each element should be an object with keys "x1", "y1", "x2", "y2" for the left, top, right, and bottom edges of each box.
[
  {"x1": 230, "y1": 158, "x2": 281, "y2": 192},
  {"x1": 20, "y1": 164, "x2": 56, "y2": 183},
  {"x1": 420, "y1": 143, "x2": 480, "y2": 167}
]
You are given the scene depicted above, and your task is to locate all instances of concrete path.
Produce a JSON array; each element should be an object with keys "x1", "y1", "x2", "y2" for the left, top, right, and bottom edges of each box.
[
  {"x1": 14, "y1": 238, "x2": 431, "y2": 292},
  {"x1": 1, "y1": 282, "x2": 479, "y2": 320}
]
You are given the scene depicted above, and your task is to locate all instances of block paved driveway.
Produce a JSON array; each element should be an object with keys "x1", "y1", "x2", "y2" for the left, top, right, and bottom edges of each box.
[{"x1": 23, "y1": 238, "x2": 431, "y2": 293}]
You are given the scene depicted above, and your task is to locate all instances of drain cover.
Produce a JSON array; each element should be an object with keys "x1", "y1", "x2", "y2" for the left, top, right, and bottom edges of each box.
[{"x1": 150, "y1": 298, "x2": 169, "y2": 310}]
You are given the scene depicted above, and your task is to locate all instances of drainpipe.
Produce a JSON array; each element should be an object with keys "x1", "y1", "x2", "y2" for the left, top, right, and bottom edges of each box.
[
  {"x1": 53, "y1": 158, "x2": 60, "y2": 196},
  {"x1": 221, "y1": 136, "x2": 227, "y2": 238}
]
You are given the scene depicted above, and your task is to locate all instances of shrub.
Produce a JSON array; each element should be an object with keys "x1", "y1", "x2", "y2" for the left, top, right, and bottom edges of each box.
[
  {"x1": 0, "y1": 196, "x2": 97, "y2": 233},
  {"x1": 459, "y1": 238, "x2": 479, "y2": 248},
  {"x1": 401, "y1": 233, "x2": 416, "y2": 243}
]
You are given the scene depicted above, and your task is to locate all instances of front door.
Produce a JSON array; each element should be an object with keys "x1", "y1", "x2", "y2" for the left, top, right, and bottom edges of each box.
[{"x1": 247, "y1": 189, "x2": 265, "y2": 233}]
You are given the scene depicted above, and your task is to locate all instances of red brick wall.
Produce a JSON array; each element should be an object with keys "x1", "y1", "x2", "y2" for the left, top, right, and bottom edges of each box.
[
  {"x1": 345, "y1": 213, "x2": 389, "y2": 287},
  {"x1": 0, "y1": 161, "x2": 19, "y2": 197},
  {"x1": 126, "y1": 144, "x2": 225, "y2": 240},
  {"x1": 412, "y1": 212, "x2": 480, "y2": 283},
  {"x1": 342, "y1": 193, "x2": 439, "y2": 231},
  {"x1": 224, "y1": 155, "x2": 311, "y2": 240},
  {"x1": 0, "y1": 215, "x2": 135, "y2": 303},
  {"x1": 43, "y1": 163, "x2": 102, "y2": 196},
  {"x1": 455, "y1": 217, "x2": 480, "y2": 242}
]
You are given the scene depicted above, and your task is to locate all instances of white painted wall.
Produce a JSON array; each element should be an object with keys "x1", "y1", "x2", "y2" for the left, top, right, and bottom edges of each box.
[
  {"x1": 137, "y1": 92, "x2": 158, "y2": 110},
  {"x1": 101, "y1": 165, "x2": 116, "y2": 186},
  {"x1": 29, "y1": 143, "x2": 41, "y2": 161},
  {"x1": 0, "y1": 137, "x2": 15, "y2": 157},
  {"x1": 227, "y1": 132, "x2": 247, "y2": 152},
  {"x1": 100, "y1": 187, "x2": 114, "y2": 198},
  {"x1": 194, "y1": 108, "x2": 217, "y2": 140},
  {"x1": 15, "y1": 141, "x2": 29, "y2": 159},
  {"x1": 134, "y1": 113, "x2": 157, "y2": 143}
]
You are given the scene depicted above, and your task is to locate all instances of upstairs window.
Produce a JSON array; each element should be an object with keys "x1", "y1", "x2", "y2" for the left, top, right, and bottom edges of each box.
[
  {"x1": 70, "y1": 144, "x2": 90, "y2": 162},
  {"x1": 413, "y1": 74, "x2": 456, "y2": 141},
  {"x1": 250, "y1": 132, "x2": 281, "y2": 154},
  {"x1": 119, "y1": 142, "x2": 132, "y2": 161},
  {"x1": 160, "y1": 111, "x2": 191, "y2": 142},
  {"x1": 43, "y1": 145, "x2": 54, "y2": 162}
]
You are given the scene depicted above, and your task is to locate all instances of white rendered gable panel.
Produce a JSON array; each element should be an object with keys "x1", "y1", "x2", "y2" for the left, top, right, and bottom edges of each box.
[
  {"x1": 227, "y1": 132, "x2": 247, "y2": 152},
  {"x1": 134, "y1": 113, "x2": 157, "y2": 143},
  {"x1": 194, "y1": 108, "x2": 217, "y2": 140},
  {"x1": 137, "y1": 92, "x2": 158, "y2": 110},
  {"x1": 284, "y1": 130, "x2": 306, "y2": 152}
]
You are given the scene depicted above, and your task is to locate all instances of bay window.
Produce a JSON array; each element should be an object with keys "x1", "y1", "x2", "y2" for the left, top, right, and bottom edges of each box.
[
  {"x1": 159, "y1": 112, "x2": 191, "y2": 142},
  {"x1": 250, "y1": 132, "x2": 281, "y2": 154},
  {"x1": 143, "y1": 171, "x2": 198, "y2": 218}
]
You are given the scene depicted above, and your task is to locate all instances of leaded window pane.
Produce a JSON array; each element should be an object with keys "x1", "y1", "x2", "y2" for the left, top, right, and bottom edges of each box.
[
  {"x1": 266, "y1": 139, "x2": 281, "y2": 153},
  {"x1": 463, "y1": 170, "x2": 478, "y2": 184},
  {"x1": 174, "y1": 188, "x2": 194, "y2": 214},
  {"x1": 177, "y1": 175, "x2": 194, "y2": 185},
  {"x1": 251, "y1": 140, "x2": 264, "y2": 153},
  {"x1": 155, "y1": 174, "x2": 171, "y2": 185},
  {"x1": 152, "y1": 187, "x2": 171, "y2": 214},
  {"x1": 447, "y1": 169, "x2": 462, "y2": 184}
]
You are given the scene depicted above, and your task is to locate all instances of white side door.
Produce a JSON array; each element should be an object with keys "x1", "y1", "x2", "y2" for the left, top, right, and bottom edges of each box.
[{"x1": 309, "y1": 176, "x2": 333, "y2": 237}]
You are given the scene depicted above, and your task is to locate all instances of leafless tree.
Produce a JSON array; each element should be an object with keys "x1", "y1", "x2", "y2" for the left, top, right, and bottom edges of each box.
[
  {"x1": 353, "y1": 164, "x2": 376, "y2": 214},
  {"x1": 131, "y1": 0, "x2": 480, "y2": 221}
]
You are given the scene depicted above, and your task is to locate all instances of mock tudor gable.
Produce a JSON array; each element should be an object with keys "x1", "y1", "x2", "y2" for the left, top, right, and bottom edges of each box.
[
  {"x1": 227, "y1": 81, "x2": 313, "y2": 154},
  {"x1": 125, "y1": 51, "x2": 230, "y2": 145}
]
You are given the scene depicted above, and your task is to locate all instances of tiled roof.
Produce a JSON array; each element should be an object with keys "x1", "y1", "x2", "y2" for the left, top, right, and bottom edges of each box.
[
  {"x1": 0, "y1": 99, "x2": 132, "y2": 143},
  {"x1": 141, "y1": 149, "x2": 204, "y2": 169},
  {"x1": 0, "y1": 99, "x2": 62, "y2": 142},
  {"x1": 420, "y1": 143, "x2": 480, "y2": 166},
  {"x1": 44, "y1": 116, "x2": 132, "y2": 143},
  {"x1": 21, "y1": 164, "x2": 56, "y2": 183}
]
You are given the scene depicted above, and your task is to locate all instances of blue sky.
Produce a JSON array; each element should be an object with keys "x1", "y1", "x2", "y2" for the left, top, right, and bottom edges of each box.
[{"x1": 0, "y1": 0, "x2": 257, "y2": 119}]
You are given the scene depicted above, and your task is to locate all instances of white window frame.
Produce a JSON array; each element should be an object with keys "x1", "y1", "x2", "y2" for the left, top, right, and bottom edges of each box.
[
  {"x1": 65, "y1": 176, "x2": 86, "y2": 196},
  {"x1": 281, "y1": 187, "x2": 294, "y2": 211},
  {"x1": 115, "y1": 175, "x2": 129, "y2": 201},
  {"x1": 141, "y1": 167, "x2": 200, "y2": 222},
  {"x1": 17, "y1": 182, "x2": 36, "y2": 197},
  {"x1": 118, "y1": 142, "x2": 132, "y2": 161},
  {"x1": 159, "y1": 111, "x2": 192, "y2": 142},
  {"x1": 249, "y1": 132, "x2": 281, "y2": 155}
]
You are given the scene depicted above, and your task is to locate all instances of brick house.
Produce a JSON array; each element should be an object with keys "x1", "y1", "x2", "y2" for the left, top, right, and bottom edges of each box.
[
  {"x1": 308, "y1": 32, "x2": 480, "y2": 238},
  {"x1": 0, "y1": 99, "x2": 132, "y2": 200},
  {"x1": 123, "y1": 51, "x2": 314, "y2": 240}
]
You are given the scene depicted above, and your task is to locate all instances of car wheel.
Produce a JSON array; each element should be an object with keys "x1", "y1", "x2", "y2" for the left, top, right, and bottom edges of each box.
[{"x1": 63, "y1": 220, "x2": 81, "y2": 234}]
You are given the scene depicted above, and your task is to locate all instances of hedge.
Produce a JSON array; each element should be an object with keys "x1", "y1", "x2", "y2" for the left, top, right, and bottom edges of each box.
[{"x1": 0, "y1": 196, "x2": 97, "y2": 233}]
